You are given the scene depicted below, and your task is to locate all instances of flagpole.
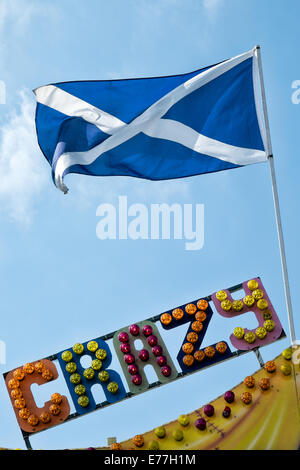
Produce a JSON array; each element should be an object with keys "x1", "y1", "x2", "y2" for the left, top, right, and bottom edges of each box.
[{"x1": 255, "y1": 45, "x2": 296, "y2": 346}]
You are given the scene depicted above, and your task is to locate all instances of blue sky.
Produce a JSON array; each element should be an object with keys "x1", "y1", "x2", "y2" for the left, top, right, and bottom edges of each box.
[{"x1": 0, "y1": 0, "x2": 299, "y2": 449}]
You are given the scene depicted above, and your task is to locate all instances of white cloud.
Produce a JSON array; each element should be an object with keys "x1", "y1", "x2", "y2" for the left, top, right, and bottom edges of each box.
[
  {"x1": 0, "y1": 90, "x2": 48, "y2": 225},
  {"x1": 203, "y1": 0, "x2": 224, "y2": 18},
  {"x1": 0, "y1": 0, "x2": 59, "y2": 33},
  {"x1": 0, "y1": 0, "x2": 35, "y2": 32},
  {"x1": 0, "y1": 0, "x2": 61, "y2": 67},
  {"x1": 0, "y1": 1, "x2": 61, "y2": 225},
  {"x1": 67, "y1": 171, "x2": 191, "y2": 214},
  {"x1": 129, "y1": 0, "x2": 223, "y2": 21}
]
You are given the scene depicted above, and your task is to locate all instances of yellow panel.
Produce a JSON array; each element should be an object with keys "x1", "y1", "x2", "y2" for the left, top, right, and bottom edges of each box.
[{"x1": 112, "y1": 348, "x2": 300, "y2": 450}]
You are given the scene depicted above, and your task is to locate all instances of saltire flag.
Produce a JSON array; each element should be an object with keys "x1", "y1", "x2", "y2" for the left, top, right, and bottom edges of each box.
[{"x1": 34, "y1": 47, "x2": 269, "y2": 193}]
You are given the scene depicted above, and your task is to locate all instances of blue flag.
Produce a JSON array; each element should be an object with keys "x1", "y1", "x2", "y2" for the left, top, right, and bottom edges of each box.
[{"x1": 34, "y1": 47, "x2": 268, "y2": 193}]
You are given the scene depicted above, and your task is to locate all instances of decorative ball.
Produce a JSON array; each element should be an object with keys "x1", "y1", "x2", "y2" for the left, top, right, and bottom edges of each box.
[
  {"x1": 75, "y1": 384, "x2": 86, "y2": 395},
  {"x1": 252, "y1": 289, "x2": 264, "y2": 300},
  {"x1": 197, "y1": 299, "x2": 208, "y2": 311},
  {"x1": 282, "y1": 348, "x2": 293, "y2": 360},
  {"x1": 257, "y1": 299, "x2": 268, "y2": 310},
  {"x1": 132, "y1": 435, "x2": 144, "y2": 447},
  {"x1": 51, "y1": 393, "x2": 62, "y2": 404},
  {"x1": 8, "y1": 379, "x2": 20, "y2": 390},
  {"x1": 34, "y1": 362, "x2": 45, "y2": 374},
  {"x1": 203, "y1": 404, "x2": 214, "y2": 417},
  {"x1": 27, "y1": 414, "x2": 39, "y2": 426},
  {"x1": 49, "y1": 404, "x2": 61, "y2": 416},
  {"x1": 264, "y1": 361, "x2": 276, "y2": 373},
  {"x1": 281, "y1": 364, "x2": 292, "y2": 376},
  {"x1": 131, "y1": 374, "x2": 142, "y2": 386},
  {"x1": 13, "y1": 368, "x2": 25, "y2": 381},
  {"x1": 40, "y1": 412, "x2": 51, "y2": 424},
  {"x1": 178, "y1": 415, "x2": 189, "y2": 426},
  {"x1": 172, "y1": 429, "x2": 183, "y2": 441},
  {"x1": 78, "y1": 396, "x2": 89, "y2": 407},
  {"x1": 216, "y1": 290, "x2": 227, "y2": 301},
  {"x1": 241, "y1": 392, "x2": 252, "y2": 404},
  {"x1": 152, "y1": 345, "x2": 163, "y2": 357},
  {"x1": 248, "y1": 279, "x2": 259, "y2": 291},
  {"x1": 91, "y1": 359, "x2": 102, "y2": 371},
  {"x1": 204, "y1": 346, "x2": 215, "y2": 358},
  {"x1": 155, "y1": 426, "x2": 166, "y2": 438},
  {"x1": 191, "y1": 321, "x2": 203, "y2": 333},
  {"x1": 129, "y1": 324, "x2": 140, "y2": 336},
  {"x1": 233, "y1": 327, "x2": 244, "y2": 339},
  {"x1": 194, "y1": 350, "x2": 205, "y2": 362},
  {"x1": 73, "y1": 343, "x2": 84, "y2": 354},
  {"x1": 120, "y1": 343, "x2": 131, "y2": 354},
  {"x1": 66, "y1": 362, "x2": 77, "y2": 373},
  {"x1": 70, "y1": 373, "x2": 81, "y2": 384},
  {"x1": 42, "y1": 370, "x2": 53, "y2": 381},
  {"x1": 128, "y1": 364, "x2": 139, "y2": 375},
  {"x1": 61, "y1": 351, "x2": 73, "y2": 362},
  {"x1": 142, "y1": 325, "x2": 153, "y2": 337},
  {"x1": 87, "y1": 340, "x2": 99, "y2": 352},
  {"x1": 264, "y1": 320, "x2": 275, "y2": 332},
  {"x1": 223, "y1": 406, "x2": 231, "y2": 418},
  {"x1": 224, "y1": 391, "x2": 235, "y2": 403},
  {"x1": 183, "y1": 355, "x2": 194, "y2": 367},
  {"x1": 221, "y1": 299, "x2": 232, "y2": 311},
  {"x1": 195, "y1": 418, "x2": 206, "y2": 430},
  {"x1": 124, "y1": 354, "x2": 135, "y2": 365},
  {"x1": 107, "y1": 382, "x2": 119, "y2": 394},
  {"x1": 263, "y1": 310, "x2": 273, "y2": 320},
  {"x1": 195, "y1": 311, "x2": 207, "y2": 322},
  {"x1": 244, "y1": 375, "x2": 255, "y2": 388},
  {"x1": 148, "y1": 440, "x2": 159, "y2": 450},
  {"x1": 161, "y1": 365, "x2": 172, "y2": 377},
  {"x1": 244, "y1": 332, "x2": 256, "y2": 344},
  {"x1": 187, "y1": 332, "x2": 198, "y2": 343},
  {"x1": 118, "y1": 332, "x2": 129, "y2": 343},
  {"x1": 185, "y1": 303, "x2": 197, "y2": 315},
  {"x1": 98, "y1": 371, "x2": 110, "y2": 382},
  {"x1": 19, "y1": 408, "x2": 30, "y2": 420},
  {"x1": 216, "y1": 342, "x2": 227, "y2": 354},
  {"x1": 11, "y1": 389, "x2": 23, "y2": 399},
  {"x1": 110, "y1": 443, "x2": 122, "y2": 450},
  {"x1": 232, "y1": 300, "x2": 244, "y2": 312},
  {"x1": 182, "y1": 342, "x2": 194, "y2": 354},
  {"x1": 259, "y1": 378, "x2": 270, "y2": 390},
  {"x1": 160, "y1": 313, "x2": 172, "y2": 325},
  {"x1": 156, "y1": 355, "x2": 167, "y2": 367},
  {"x1": 83, "y1": 368, "x2": 95, "y2": 380},
  {"x1": 255, "y1": 327, "x2": 267, "y2": 339},
  {"x1": 95, "y1": 349, "x2": 107, "y2": 360},
  {"x1": 172, "y1": 308, "x2": 184, "y2": 320},
  {"x1": 23, "y1": 363, "x2": 35, "y2": 374},
  {"x1": 14, "y1": 398, "x2": 26, "y2": 409},
  {"x1": 147, "y1": 335, "x2": 158, "y2": 347},
  {"x1": 243, "y1": 295, "x2": 255, "y2": 307}
]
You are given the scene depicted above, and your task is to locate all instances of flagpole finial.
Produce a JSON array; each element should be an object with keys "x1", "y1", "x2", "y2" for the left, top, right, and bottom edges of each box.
[{"x1": 254, "y1": 45, "x2": 260, "y2": 51}]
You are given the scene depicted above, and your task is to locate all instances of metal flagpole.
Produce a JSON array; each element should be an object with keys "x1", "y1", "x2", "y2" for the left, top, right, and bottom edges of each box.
[{"x1": 255, "y1": 45, "x2": 297, "y2": 346}]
